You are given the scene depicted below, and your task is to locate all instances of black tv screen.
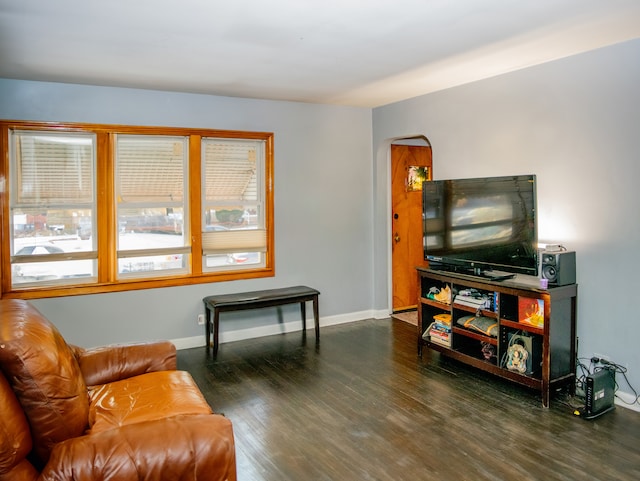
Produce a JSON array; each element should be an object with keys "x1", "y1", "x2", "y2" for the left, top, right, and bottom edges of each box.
[{"x1": 423, "y1": 174, "x2": 538, "y2": 278}]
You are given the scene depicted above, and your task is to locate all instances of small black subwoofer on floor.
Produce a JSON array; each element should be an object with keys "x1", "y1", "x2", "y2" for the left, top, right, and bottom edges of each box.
[{"x1": 540, "y1": 250, "x2": 576, "y2": 286}]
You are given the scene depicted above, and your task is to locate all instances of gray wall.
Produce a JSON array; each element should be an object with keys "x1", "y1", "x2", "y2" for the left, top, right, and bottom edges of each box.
[
  {"x1": 373, "y1": 38, "x2": 640, "y2": 405},
  {"x1": 0, "y1": 79, "x2": 375, "y2": 348}
]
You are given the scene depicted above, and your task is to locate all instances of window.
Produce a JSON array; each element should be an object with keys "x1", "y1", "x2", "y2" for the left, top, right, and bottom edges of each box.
[
  {"x1": 1, "y1": 121, "x2": 274, "y2": 298},
  {"x1": 115, "y1": 135, "x2": 189, "y2": 278},
  {"x1": 201, "y1": 138, "x2": 266, "y2": 271},
  {"x1": 8, "y1": 131, "x2": 98, "y2": 287}
]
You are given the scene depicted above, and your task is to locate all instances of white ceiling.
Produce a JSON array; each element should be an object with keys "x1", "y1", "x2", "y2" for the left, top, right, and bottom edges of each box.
[{"x1": 1, "y1": 0, "x2": 640, "y2": 108}]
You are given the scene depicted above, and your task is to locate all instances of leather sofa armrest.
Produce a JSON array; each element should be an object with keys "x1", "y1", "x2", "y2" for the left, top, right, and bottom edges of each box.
[
  {"x1": 41, "y1": 414, "x2": 236, "y2": 481},
  {"x1": 72, "y1": 341, "x2": 177, "y2": 387}
]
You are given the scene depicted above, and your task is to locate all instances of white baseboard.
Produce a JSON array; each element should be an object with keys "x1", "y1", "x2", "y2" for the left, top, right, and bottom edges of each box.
[
  {"x1": 171, "y1": 309, "x2": 377, "y2": 351},
  {"x1": 615, "y1": 390, "x2": 640, "y2": 413},
  {"x1": 374, "y1": 308, "x2": 392, "y2": 319}
]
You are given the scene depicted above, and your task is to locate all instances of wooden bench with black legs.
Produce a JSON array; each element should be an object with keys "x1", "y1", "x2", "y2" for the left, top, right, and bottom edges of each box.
[{"x1": 203, "y1": 285, "x2": 320, "y2": 356}]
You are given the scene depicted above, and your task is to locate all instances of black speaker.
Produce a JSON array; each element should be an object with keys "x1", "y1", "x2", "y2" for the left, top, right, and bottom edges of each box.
[{"x1": 540, "y1": 250, "x2": 576, "y2": 286}]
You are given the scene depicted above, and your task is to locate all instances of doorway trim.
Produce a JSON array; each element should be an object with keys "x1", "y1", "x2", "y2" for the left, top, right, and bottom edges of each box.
[{"x1": 379, "y1": 135, "x2": 432, "y2": 317}]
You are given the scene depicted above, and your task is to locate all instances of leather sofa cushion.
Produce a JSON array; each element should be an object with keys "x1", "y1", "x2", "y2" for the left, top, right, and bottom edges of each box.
[
  {"x1": 0, "y1": 299, "x2": 89, "y2": 464},
  {"x1": 89, "y1": 370, "x2": 213, "y2": 433},
  {"x1": 0, "y1": 372, "x2": 38, "y2": 480},
  {"x1": 74, "y1": 341, "x2": 177, "y2": 387},
  {"x1": 44, "y1": 414, "x2": 236, "y2": 481}
]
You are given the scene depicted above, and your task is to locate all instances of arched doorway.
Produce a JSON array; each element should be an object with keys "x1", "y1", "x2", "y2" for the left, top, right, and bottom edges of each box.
[{"x1": 390, "y1": 137, "x2": 432, "y2": 313}]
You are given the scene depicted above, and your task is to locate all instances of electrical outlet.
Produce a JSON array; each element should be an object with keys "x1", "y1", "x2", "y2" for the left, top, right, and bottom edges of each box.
[{"x1": 197, "y1": 314, "x2": 205, "y2": 325}]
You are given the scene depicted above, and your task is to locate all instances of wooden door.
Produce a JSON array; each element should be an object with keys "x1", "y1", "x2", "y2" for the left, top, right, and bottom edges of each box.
[{"x1": 391, "y1": 144, "x2": 432, "y2": 312}]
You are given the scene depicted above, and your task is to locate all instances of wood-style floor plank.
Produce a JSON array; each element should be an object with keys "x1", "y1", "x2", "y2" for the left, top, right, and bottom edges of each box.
[{"x1": 177, "y1": 318, "x2": 640, "y2": 481}]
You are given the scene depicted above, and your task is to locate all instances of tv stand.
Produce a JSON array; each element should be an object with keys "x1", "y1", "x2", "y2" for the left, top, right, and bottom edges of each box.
[{"x1": 417, "y1": 267, "x2": 577, "y2": 407}]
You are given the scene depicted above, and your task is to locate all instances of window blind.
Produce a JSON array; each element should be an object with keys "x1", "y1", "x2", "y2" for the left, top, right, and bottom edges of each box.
[
  {"x1": 202, "y1": 229, "x2": 267, "y2": 254},
  {"x1": 116, "y1": 136, "x2": 186, "y2": 203},
  {"x1": 14, "y1": 133, "x2": 94, "y2": 205},
  {"x1": 203, "y1": 139, "x2": 259, "y2": 201}
]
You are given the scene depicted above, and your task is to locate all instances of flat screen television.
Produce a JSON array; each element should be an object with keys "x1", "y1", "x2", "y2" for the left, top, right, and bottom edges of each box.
[{"x1": 422, "y1": 174, "x2": 538, "y2": 280}]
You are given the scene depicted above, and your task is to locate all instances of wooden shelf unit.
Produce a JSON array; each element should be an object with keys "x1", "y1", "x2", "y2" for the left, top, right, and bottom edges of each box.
[{"x1": 417, "y1": 267, "x2": 577, "y2": 407}]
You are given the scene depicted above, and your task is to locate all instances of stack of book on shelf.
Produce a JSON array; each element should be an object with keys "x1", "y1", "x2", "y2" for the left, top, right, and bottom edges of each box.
[
  {"x1": 453, "y1": 289, "x2": 498, "y2": 311},
  {"x1": 425, "y1": 313, "x2": 452, "y2": 347}
]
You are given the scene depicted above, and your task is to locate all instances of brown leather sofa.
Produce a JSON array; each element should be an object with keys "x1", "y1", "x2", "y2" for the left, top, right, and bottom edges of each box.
[{"x1": 0, "y1": 299, "x2": 236, "y2": 481}]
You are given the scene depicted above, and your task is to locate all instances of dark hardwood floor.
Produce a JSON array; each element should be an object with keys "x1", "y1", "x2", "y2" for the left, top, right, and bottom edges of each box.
[{"x1": 177, "y1": 318, "x2": 640, "y2": 481}]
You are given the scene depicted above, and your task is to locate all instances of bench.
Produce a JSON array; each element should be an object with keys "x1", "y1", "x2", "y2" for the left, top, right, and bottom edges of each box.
[{"x1": 203, "y1": 285, "x2": 320, "y2": 355}]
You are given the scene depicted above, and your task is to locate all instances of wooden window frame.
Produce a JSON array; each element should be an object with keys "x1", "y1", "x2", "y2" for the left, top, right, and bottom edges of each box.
[{"x1": 0, "y1": 120, "x2": 275, "y2": 299}]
